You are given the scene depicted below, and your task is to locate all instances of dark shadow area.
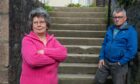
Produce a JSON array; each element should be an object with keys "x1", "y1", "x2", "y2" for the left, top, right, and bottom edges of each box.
[{"x1": 126, "y1": 2, "x2": 140, "y2": 84}]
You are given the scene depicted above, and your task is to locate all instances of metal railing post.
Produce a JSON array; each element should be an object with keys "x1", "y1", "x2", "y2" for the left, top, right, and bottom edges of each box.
[{"x1": 107, "y1": 0, "x2": 111, "y2": 28}]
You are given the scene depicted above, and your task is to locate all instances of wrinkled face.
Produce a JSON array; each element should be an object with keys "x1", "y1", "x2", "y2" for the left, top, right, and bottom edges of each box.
[
  {"x1": 113, "y1": 12, "x2": 127, "y2": 27},
  {"x1": 32, "y1": 16, "x2": 48, "y2": 34}
]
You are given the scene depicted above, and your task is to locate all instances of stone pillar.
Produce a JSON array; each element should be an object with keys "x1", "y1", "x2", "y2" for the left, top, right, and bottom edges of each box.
[{"x1": 0, "y1": 0, "x2": 9, "y2": 84}]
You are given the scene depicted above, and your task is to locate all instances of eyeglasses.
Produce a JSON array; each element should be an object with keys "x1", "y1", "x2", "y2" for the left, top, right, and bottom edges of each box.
[
  {"x1": 33, "y1": 21, "x2": 46, "y2": 25},
  {"x1": 112, "y1": 16, "x2": 124, "y2": 19}
]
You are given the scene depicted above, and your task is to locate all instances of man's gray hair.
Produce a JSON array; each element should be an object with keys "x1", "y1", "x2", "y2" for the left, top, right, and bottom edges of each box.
[
  {"x1": 112, "y1": 7, "x2": 126, "y2": 17},
  {"x1": 28, "y1": 7, "x2": 51, "y2": 29}
]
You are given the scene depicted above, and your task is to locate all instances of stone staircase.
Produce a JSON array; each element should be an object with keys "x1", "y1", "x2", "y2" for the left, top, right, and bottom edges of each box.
[{"x1": 49, "y1": 7, "x2": 107, "y2": 84}]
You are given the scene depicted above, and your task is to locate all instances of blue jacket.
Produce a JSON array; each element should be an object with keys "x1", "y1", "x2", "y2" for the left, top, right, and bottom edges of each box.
[{"x1": 99, "y1": 24, "x2": 138, "y2": 65}]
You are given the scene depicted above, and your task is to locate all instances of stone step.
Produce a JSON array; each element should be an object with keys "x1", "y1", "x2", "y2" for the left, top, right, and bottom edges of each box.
[
  {"x1": 51, "y1": 17, "x2": 106, "y2": 24},
  {"x1": 49, "y1": 11, "x2": 106, "y2": 18},
  {"x1": 59, "y1": 63, "x2": 97, "y2": 74},
  {"x1": 65, "y1": 45, "x2": 101, "y2": 54},
  {"x1": 53, "y1": 7, "x2": 106, "y2": 12},
  {"x1": 59, "y1": 74, "x2": 112, "y2": 84},
  {"x1": 57, "y1": 37, "x2": 103, "y2": 46},
  {"x1": 50, "y1": 24, "x2": 107, "y2": 31},
  {"x1": 59, "y1": 74, "x2": 95, "y2": 84},
  {"x1": 64, "y1": 54, "x2": 99, "y2": 63},
  {"x1": 49, "y1": 30, "x2": 106, "y2": 38},
  {"x1": 50, "y1": 7, "x2": 109, "y2": 84}
]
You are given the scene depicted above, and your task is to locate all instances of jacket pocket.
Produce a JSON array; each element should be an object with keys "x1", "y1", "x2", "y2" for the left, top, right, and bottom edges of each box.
[{"x1": 110, "y1": 47, "x2": 124, "y2": 60}]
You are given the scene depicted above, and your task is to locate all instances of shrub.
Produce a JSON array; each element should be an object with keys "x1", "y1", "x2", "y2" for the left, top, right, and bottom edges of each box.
[
  {"x1": 117, "y1": 0, "x2": 137, "y2": 7},
  {"x1": 67, "y1": 3, "x2": 81, "y2": 7},
  {"x1": 44, "y1": 4, "x2": 53, "y2": 11}
]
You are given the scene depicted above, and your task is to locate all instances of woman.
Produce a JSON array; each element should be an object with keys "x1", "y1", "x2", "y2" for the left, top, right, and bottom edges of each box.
[{"x1": 20, "y1": 7, "x2": 67, "y2": 84}]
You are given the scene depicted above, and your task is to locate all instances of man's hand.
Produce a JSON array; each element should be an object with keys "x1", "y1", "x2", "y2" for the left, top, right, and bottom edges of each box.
[
  {"x1": 37, "y1": 49, "x2": 45, "y2": 55},
  {"x1": 98, "y1": 59, "x2": 105, "y2": 68},
  {"x1": 117, "y1": 62, "x2": 121, "y2": 65}
]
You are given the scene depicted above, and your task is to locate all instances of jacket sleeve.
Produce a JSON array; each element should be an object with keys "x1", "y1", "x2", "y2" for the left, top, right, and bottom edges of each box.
[
  {"x1": 99, "y1": 27, "x2": 110, "y2": 60},
  {"x1": 21, "y1": 37, "x2": 56, "y2": 68},
  {"x1": 119, "y1": 27, "x2": 138, "y2": 65},
  {"x1": 44, "y1": 37, "x2": 67, "y2": 62},
  {"x1": 99, "y1": 34, "x2": 107, "y2": 60}
]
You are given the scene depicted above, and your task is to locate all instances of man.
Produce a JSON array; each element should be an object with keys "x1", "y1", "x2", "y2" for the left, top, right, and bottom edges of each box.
[{"x1": 95, "y1": 7, "x2": 137, "y2": 84}]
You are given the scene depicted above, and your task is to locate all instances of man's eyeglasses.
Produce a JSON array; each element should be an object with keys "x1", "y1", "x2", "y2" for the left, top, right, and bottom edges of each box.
[{"x1": 112, "y1": 16, "x2": 124, "y2": 19}]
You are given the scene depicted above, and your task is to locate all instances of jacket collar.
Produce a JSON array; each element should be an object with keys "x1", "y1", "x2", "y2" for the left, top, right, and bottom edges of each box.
[
  {"x1": 25, "y1": 31, "x2": 54, "y2": 41},
  {"x1": 120, "y1": 22, "x2": 128, "y2": 29},
  {"x1": 111, "y1": 22, "x2": 129, "y2": 31}
]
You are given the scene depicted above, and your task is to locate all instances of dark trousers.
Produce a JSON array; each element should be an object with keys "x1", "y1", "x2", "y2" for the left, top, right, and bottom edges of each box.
[{"x1": 95, "y1": 61, "x2": 128, "y2": 84}]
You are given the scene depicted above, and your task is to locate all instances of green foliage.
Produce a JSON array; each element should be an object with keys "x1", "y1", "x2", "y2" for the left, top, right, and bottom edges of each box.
[
  {"x1": 44, "y1": 4, "x2": 53, "y2": 11},
  {"x1": 67, "y1": 3, "x2": 81, "y2": 7},
  {"x1": 89, "y1": 3, "x2": 96, "y2": 7},
  {"x1": 117, "y1": 0, "x2": 137, "y2": 7}
]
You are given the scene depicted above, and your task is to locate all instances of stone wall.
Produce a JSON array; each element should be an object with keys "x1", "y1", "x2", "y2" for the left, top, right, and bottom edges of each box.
[
  {"x1": 0, "y1": 0, "x2": 41, "y2": 83},
  {"x1": 0, "y1": 0, "x2": 9, "y2": 84},
  {"x1": 127, "y1": 2, "x2": 140, "y2": 84},
  {"x1": 9, "y1": 0, "x2": 43, "y2": 84}
]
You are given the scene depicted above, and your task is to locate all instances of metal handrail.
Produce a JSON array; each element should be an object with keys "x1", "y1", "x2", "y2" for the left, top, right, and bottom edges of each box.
[{"x1": 107, "y1": 0, "x2": 111, "y2": 28}]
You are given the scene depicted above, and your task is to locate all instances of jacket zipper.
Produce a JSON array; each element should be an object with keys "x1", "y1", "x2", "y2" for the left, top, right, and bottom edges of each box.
[{"x1": 108, "y1": 29, "x2": 122, "y2": 62}]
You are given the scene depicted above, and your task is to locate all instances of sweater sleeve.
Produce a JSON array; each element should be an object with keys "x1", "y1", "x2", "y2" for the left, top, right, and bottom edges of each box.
[
  {"x1": 119, "y1": 28, "x2": 138, "y2": 65},
  {"x1": 44, "y1": 37, "x2": 67, "y2": 62},
  {"x1": 21, "y1": 37, "x2": 56, "y2": 68}
]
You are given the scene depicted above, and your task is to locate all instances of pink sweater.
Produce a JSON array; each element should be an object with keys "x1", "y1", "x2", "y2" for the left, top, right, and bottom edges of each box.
[{"x1": 20, "y1": 32, "x2": 67, "y2": 84}]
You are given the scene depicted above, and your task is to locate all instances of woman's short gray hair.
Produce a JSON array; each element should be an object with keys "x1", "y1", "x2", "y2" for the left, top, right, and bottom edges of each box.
[
  {"x1": 28, "y1": 7, "x2": 51, "y2": 29},
  {"x1": 112, "y1": 7, "x2": 126, "y2": 17}
]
